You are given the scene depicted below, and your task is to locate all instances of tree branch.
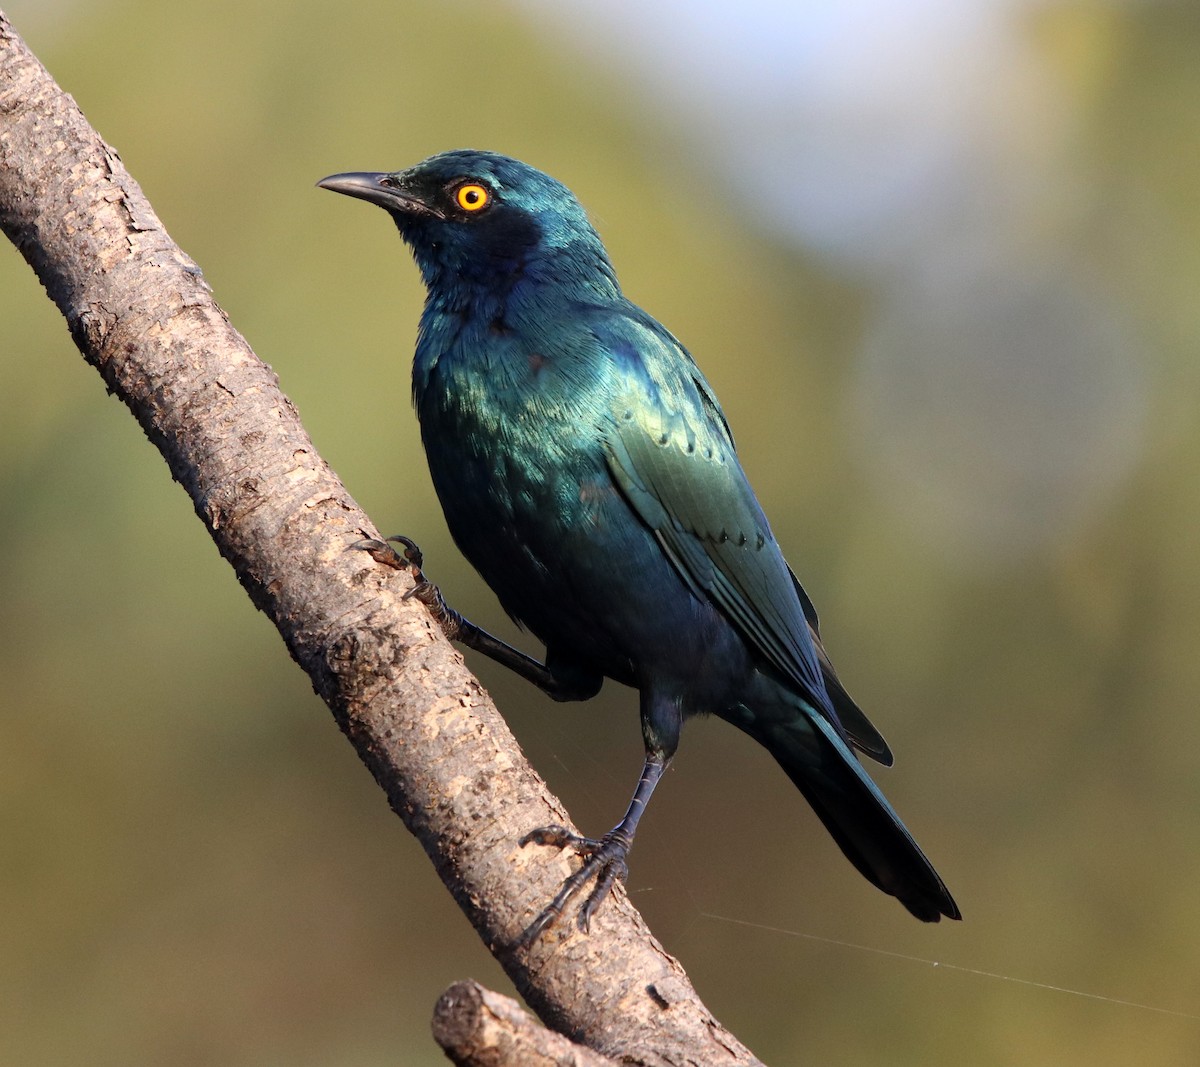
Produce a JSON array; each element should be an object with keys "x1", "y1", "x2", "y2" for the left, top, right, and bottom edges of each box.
[
  {"x1": 434, "y1": 980, "x2": 622, "y2": 1067},
  {"x1": 0, "y1": 12, "x2": 762, "y2": 1066}
]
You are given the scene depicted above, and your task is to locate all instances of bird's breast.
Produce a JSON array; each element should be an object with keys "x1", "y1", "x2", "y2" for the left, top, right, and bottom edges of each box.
[{"x1": 416, "y1": 324, "x2": 612, "y2": 535}]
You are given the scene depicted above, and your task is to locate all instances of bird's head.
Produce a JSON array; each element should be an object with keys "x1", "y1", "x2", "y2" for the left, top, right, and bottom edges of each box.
[{"x1": 318, "y1": 150, "x2": 617, "y2": 300}]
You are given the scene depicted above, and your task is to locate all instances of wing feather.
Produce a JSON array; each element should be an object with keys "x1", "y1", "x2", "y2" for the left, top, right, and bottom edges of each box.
[{"x1": 603, "y1": 324, "x2": 828, "y2": 711}]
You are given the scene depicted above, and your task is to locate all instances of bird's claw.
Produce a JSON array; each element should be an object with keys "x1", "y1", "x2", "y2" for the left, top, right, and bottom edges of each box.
[
  {"x1": 352, "y1": 534, "x2": 464, "y2": 641},
  {"x1": 518, "y1": 824, "x2": 601, "y2": 855},
  {"x1": 385, "y1": 534, "x2": 425, "y2": 572},
  {"x1": 350, "y1": 535, "x2": 409, "y2": 571},
  {"x1": 514, "y1": 825, "x2": 632, "y2": 948}
]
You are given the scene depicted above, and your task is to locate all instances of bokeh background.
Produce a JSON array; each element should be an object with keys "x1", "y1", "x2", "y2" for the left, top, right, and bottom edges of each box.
[{"x1": 4, "y1": 1, "x2": 1199, "y2": 1064}]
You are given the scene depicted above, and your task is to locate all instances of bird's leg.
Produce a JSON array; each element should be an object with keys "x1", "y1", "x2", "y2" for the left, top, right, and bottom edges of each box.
[
  {"x1": 353, "y1": 535, "x2": 597, "y2": 701},
  {"x1": 516, "y1": 752, "x2": 668, "y2": 946}
]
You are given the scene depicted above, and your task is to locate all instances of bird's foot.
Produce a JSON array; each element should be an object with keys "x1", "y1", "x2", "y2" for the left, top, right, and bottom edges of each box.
[
  {"x1": 351, "y1": 534, "x2": 464, "y2": 640},
  {"x1": 514, "y1": 824, "x2": 631, "y2": 947}
]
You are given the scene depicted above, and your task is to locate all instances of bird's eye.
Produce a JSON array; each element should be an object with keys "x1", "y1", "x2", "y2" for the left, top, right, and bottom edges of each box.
[{"x1": 455, "y1": 183, "x2": 491, "y2": 213}]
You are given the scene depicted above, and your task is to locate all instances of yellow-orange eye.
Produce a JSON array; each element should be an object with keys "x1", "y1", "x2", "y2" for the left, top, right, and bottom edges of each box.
[{"x1": 455, "y1": 183, "x2": 490, "y2": 212}]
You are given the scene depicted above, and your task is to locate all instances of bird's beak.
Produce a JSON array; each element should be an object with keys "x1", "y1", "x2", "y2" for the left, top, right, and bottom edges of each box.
[{"x1": 316, "y1": 172, "x2": 443, "y2": 218}]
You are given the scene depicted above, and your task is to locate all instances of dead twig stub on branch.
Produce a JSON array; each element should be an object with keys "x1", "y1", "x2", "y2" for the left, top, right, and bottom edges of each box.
[{"x1": 434, "y1": 980, "x2": 622, "y2": 1067}]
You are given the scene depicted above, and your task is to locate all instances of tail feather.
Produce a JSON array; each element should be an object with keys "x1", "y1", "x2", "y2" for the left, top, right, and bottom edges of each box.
[{"x1": 765, "y1": 710, "x2": 960, "y2": 922}]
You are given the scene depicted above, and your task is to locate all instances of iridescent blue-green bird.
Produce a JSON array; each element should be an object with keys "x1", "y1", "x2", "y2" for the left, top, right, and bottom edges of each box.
[{"x1": 318, "y1": 151, "x2": 959, "y2": 936}]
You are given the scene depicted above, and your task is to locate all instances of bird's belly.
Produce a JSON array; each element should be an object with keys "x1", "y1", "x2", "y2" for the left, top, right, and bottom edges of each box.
[{"x1": 427, "y1": 434, "x2": 748, "y2": 704}]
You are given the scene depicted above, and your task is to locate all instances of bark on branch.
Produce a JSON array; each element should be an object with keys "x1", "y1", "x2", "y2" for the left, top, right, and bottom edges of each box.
[{"x1": 0, "y1": 12, "x2": 763, "y2": 1067}]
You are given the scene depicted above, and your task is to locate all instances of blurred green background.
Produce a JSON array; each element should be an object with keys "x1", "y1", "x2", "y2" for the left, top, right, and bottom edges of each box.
[{"x1": 3, "y1": 2, "x2": 1200, "y2": 1064}]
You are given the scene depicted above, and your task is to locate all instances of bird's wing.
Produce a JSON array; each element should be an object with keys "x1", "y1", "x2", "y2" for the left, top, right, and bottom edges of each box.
[
  {"x1": 601, "y1": 318, "x2": 835, "y2": 719},
  {"x1": 789, "y1": 567, "x2": 893, "y2": 765}
]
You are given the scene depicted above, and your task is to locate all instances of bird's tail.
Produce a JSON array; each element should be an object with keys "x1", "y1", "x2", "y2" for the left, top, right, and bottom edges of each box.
[{"x1": 752, "y1": 706, "x2": 960, "y2": 922}]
